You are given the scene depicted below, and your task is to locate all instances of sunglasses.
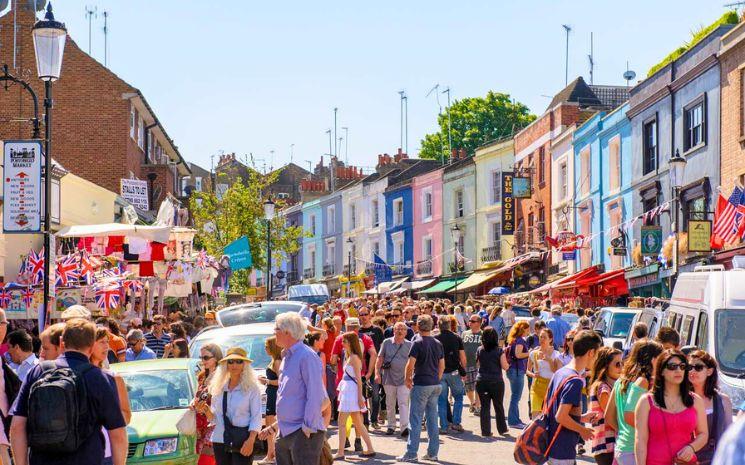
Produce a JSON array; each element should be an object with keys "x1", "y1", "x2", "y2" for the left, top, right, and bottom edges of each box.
[
  {"x1": 358, "y1": 313, "x2": 369, "y2": 317},
  {"x1": 566, "y1": 338, "x2": 574, "y2": 342},
  {"x1": 665, "y1": 362, "x2": 688, "y2": 371},
  {"x1": 227, "y1": 360, "x2": 244, "y2": 365},
  {"x1": 200, "y1": 355, "x2": 215, "y2": 361},
  {"x1": 689, "y1": 363, "x2": 707, "y2": 372}
]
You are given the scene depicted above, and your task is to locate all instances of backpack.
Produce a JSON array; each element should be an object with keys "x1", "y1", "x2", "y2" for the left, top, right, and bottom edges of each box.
[
  {"x1": 27, "y1": 361, "x2": 97, "y2": 453},
  {"x1": 513, "y1": 374, "x2": 580, "y2": 465}
]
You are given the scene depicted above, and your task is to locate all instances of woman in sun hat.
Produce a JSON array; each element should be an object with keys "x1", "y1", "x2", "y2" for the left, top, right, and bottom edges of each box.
[{"x1": 204, "y1": 347, "x2": 263, "y2": 465}]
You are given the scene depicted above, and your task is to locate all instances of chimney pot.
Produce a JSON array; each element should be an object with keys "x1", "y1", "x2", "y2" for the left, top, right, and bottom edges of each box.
[{"x1": 459, "y1": 148, "x2": 466, "y2": 159}]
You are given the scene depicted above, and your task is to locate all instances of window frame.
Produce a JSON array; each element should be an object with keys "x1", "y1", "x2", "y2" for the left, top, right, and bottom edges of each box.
[
  {"x1": 608, "y1": 135, "x2": 621, "y2": 192},
  {"x1": 455, "y1": 189, "x2": 464, "y2": 218},
  {"x1": 423, "y1": 188, "x2": 433, "y2": 222},
  {"x1": 538, "y1": 147, "x2": 546, "y2": 185},
  {"x1": 580, "y1": 145, "x2": 591, "y2": 196},
  {"x1": 491, "y1": 170, "x2": 502, "y2": 204},
  {"x1": 642, "y1": 114, "x2": 658, "y2": 175},
  {"x1": 371, "y1": 199, "x2": 379, "y2": 227},
  {"x1": 393, "y1": 198, "x2": 404, "y2": 226},
  {"x1": 683, "y1": 93, "x2": 707, "y2": 153},
  {"x1": 559, "y1": 161, "x2": 568, "y2": 200}
]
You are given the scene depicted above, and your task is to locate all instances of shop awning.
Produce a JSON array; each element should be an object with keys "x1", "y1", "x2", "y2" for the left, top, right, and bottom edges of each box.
[
  {"x1": 418, "y1": 278, "x2": 461, "y2": 294},
  {"x1": 405, "y1": 279, "x2": 437, "y2": 291},
  {"x1": 575, "y1": 269, "x2": 629, "y2": 295},
  {"x1": 364, "y1": 277, "x2": 409, "y2": 295},
  {"x1": 450, "y1": 269, "x2": 500, "y2": 292},
  {"x1": 55, "y1": 223, "x2": 172, "y2": 243},
  {"x1": 551, "y1": 266, "x2": 602, "y2": 291},
  {"x1": 492, "y1": 252, "x2": 543, "y2": 275}
]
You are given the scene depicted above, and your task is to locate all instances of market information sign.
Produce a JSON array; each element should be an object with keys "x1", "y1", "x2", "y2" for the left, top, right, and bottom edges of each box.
[
  {"x1": 120, "y1": 179, "x2": 149, "y2": 211},
  {"x1": 3, "y1": 140, "x2": 43, "y2": 233},
  {"x1": 562, "y1": 250, "x2": 576, "y2": 261},
  {"x1": 224, "y1": 236, "x2": 253, "y2": 270},
  {"x1": 512, "y1": 176, "x2": 532, "y2": 199},
  {"x1": 501, "y1": 172, "x2": 515, "y2": 235},
  {"x1": 687, "y1": 220, "x2": 712, "y2": 253},
  {"x1": 641, "y1": 225, "x2": 663, "y2": 256}
]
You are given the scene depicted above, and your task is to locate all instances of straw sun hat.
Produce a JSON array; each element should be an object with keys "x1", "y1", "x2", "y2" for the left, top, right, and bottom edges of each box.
[{"x1": 219, "y1": 347, "x2": 253, "y2": 364}]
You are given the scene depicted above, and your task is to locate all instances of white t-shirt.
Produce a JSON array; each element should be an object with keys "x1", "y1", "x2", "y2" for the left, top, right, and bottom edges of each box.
[{"x1": 531, "y1": 349, "x2": 561, "y2": 379}]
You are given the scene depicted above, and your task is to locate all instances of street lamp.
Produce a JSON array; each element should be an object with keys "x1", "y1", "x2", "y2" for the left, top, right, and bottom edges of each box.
[
  {"x1": 346, "y1": 237, "x2": 353, "y2": 297},
  {"x1": 451, "y1": 224, "x2": 461, "y2": 301},
  {"x1": 669, "y1": 149, "x2": 687, "y2": 273},
  {"x1": 263, "y1": 197, "x2": 275, "y2": 299},
  {"x1": 33, "y1": 3, "x2": 66, "y2": 329}
]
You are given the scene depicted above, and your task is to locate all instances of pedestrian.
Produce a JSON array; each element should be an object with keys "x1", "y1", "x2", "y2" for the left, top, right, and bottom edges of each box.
[
  {"x1": 384, "y1": 309, "x2": 415, "y2": 340},
  {"x1": 502, "y1": 301, "x2": 516, "y2": 336},
  {"x1": 588, "y1": 347, "x2": 622, "y2": 465},
  {"x1": 688, "y1": 350, "x2": 733, "y2": 464},
  {"x1": 454, "y1": 305, "x2": 468, "y2": 334},
  {"x1": 526, "y1": 327, "x2": 561, "y2": 419},
  {"x1": 654, "y1": 326, "x2": 681, "y2": 350},
  {"x1": 397, "y1": 314, "x2": 444, "y2": 463},
  {"x1": 711, "y1": 415, "x2": 745, "y2": 465},
  {"x1": 95, "y1": 318, "x2": 127, "y2": 363},
  {"x1": 475, "y1": 326, "x2": 509, "y2": 437},
  {"x1": 623, "y1": 322, "x2": 648, "y2": 359},
  {"x1": 634, "y1": 349, "x2": 708, "y2": 465},
  {"x1": 462, "y1": 313, "x2": 484, "y2": 415},
  {"x1": 488, "y1": 306, "x2": 505, "y2": 342},
  {"x1": 604, "y1": 339, "x2": 664, "y2": 465},
  {"x1": 192, "y1": 343, "x2": 224, "y2": 465},
  {"x1": 546, "y1": 305, "x2": 572, "y2": 350},
  {"x1": 435, "y1": 315, "x2": 467, "y2": 434},
  {"x1": 544, "y1": 330, "x2": 603, "y2": 465},
  {"x1": 10, "y1": 318, "x2": 128, "y2": 465},
  {"x1": 375, "y1": 320, "x2": 413, "y2": 437},
  {"x1": 525, "y1": 319, "x2": 546, "y2": 351},
  {"x1": 257, "y1": 337, "x2": 282, "y2": 465},
  {"x1": 125, "y1": 329, "x2": 157, "y2": 361},
  {"x1": 205, "y1": 347, "x2": 262, "y2": 465},
  {"x1": 333, "y1": 332, "x2": 375, "y2": 460},
  {"x1": 144, "y1": 315, "x2": 172, "y2": 358},
  {"x1": 262, "y1": 313, "x2": 328, "y2": 465},
  {"x1": 0, "y1": 310, "x2": 18, "y2": 465},
  {"x1": 505, "y1": 321, "x2": 530, "y2": 429},
  {"x1": 358, "y1": 308, "x2": 384, "y2": 430},
  {"x1": 164, "y1": 338, "x2": 189, "y2": 358},
  {"x1": 6, "y1": 330, "x2": 38, "y2": 383},
  {"x1": 528, "y1": 307, "x2": 542, "y2": 336},
  {"x1": 39, "y1": 323, "x2": 65, "y2": 361},
  {"x1": 558, "y1": 329, "x2": 576, "y2": 366}
]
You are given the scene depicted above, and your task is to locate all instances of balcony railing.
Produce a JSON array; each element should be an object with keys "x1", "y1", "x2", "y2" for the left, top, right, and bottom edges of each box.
[
  {"x1": 287, "y1": 270, "x2": 300, "y2": 284},
  {"x1": 481, "y1": 245, "x2": 501, "y2": 263},
  {"x1": 323, "y1": 264, "x2": 336, "y2": 277},
  {"x1": 343, "y1": 263, "x2": 357, "y2": 275},
  {"x1": 303, "y1": 268, "x2": 314, "y2": 279},
  {"x1": 416, "y1": 260, "x2": 432, "y2": 275}
]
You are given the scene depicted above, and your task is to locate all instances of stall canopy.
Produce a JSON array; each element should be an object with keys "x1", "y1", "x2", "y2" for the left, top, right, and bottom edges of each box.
[
  {"x1": 531, "y1": 265, "x2": 601, "y2": 294},
  {"x1": 574, "y1": 269, "x2": 629, "y2": 296},
  {"x1": 363, "y1": 277, "x2": 409, "y2": 295},
  {"x1": 492, "y1": 252, "x2": 542, "y2": 275},
  {"x1": 405, "y1": 279, "x2": 437, "y2": 291},
  {"x1": 56, "y1": 223, "x2": 172, "y2": 244},
  {"x1": 450, "y1": 269, "x2": 500, "y2": 292},
  {"x1": 419, "y1": 277, "x2": 461, "y2": 294}
]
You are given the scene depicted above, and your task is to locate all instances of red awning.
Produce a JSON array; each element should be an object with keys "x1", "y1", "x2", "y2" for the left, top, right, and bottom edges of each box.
[
  {"x1": 528, "y1": 265, "x2": 600, "y2": 295},
  {"x1": 574, "y1": 269, "x2": 629, "y2": 296},
  {"x1": 550, "y1": 266, "x2": 602, "y2": 291}
]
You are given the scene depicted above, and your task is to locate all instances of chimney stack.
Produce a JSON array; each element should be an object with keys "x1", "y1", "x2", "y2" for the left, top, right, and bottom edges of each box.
[{"x1": 459, "y1": 148, "x2": 466, "y2": 160}]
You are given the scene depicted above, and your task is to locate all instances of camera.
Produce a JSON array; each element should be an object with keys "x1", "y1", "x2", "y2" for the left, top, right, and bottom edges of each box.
[{"x1": 381, "y1": 362, "x2": 392, "y2": 370}]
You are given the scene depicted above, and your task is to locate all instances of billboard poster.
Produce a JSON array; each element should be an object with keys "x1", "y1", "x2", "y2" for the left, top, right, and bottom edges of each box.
[
  {"x1": 501, "y1": 171, "x2": 515, "y2": 235},
  {"x1": 3, "y1": 140, "x2": 43, "y2": 233}
]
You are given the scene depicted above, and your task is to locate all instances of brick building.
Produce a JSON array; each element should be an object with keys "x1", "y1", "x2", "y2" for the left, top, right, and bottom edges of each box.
[
  {"x1": 0, "y1": 3, "x2": 189, "y2": 212},
  {"x1": 719, "y1": 19, "x2": 745, "y2": 195}
]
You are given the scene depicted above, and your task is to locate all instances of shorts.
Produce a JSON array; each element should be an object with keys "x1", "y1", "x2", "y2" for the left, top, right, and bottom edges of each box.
[{"x1": 464, "y1": 366, "x2": 478, "y2": 391}]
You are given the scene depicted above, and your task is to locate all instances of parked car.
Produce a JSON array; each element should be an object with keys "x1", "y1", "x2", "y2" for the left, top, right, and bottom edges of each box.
[
  {"x1": 111, "y1": 358, "x2": 199, "y2": 465},
  {"x1": 216, "y1": 300, "x2": 305, "y2": 326},
  {"x1": 593, "y1": 307, "x2": 641, "y2": 348}
]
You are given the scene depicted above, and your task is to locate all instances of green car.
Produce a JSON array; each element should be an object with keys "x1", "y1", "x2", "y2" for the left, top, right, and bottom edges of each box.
[{"x1": 111, "y1": 358, "x2": 200, "y2": 465}]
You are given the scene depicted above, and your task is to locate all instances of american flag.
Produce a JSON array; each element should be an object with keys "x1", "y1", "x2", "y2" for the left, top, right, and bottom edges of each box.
[{"x1": 712, "y1": 187, "x2": 745, "y2": 246}]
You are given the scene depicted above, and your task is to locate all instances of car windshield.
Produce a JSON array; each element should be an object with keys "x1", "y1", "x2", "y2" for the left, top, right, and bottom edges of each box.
[
  {"x1": 716, "y1": 309, "x2": 745, "y2": 376},
  {"x1": 191, "y1": 333, "x2": 272, "y2": 369},
  {"x1": 218, "y1": 303, "x2": 300, "y2": 326},
  {"x1": 119, "y1": 370, "x2": 193, "y2": 412},
  {"x1": 513, "y1": 306, "x2": 532, "y2": 318},
  {"x1": 607, "y1": 312, "x2": 637, "y2": 338}
]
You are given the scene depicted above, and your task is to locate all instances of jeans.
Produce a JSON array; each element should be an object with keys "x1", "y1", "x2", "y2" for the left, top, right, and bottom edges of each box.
[
  {"x1": 438, "y1": 371, "x2": 465, "y2": 429},
  {"x1": 475, "y1": 379, "x2": 508, "y2": 436},
  {"x1": 505, "y1": 368, "x2": 525, "y2": 425},
  {"x1": 276, "y1": 429, "x2": 325, "y2": 465},
  {"x1": 404, "y1": 384, "x2": 442, "y2": 459},
  {"x1": 369, "y1": 378, "x2": 381, "y2": 423},
  {"x1": 383, "y1": 384, "x2": 410, "y2": 430}
]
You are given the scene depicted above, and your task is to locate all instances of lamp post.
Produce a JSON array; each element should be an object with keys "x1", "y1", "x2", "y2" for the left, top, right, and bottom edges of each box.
[
  {"x1": 669, "y1": 150, "x2": 687, "y2": 276},
  {"x1": 263, "y1": 197, "x2": 276, "y2": 300},
  {"x1": 33, "y1": 3, "x2": 66, "y2": 329},
  {"x1": 346, "y1": 237, "x2": 353, "y2": 297},
  {"x1": 451, "y1": 224, "x2": 461, "y2": 301}
]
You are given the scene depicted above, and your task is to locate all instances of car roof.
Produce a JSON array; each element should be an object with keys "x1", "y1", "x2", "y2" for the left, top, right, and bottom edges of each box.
[
  {"x1": 190, "y1": 322, "x2": 276, "y2": 342},
  {"x1": 109, "y1": 357, "x2": 197, "y2": 373},
  {"x1": 599, "y1": 307, "x2": 641, "y2": 314}
]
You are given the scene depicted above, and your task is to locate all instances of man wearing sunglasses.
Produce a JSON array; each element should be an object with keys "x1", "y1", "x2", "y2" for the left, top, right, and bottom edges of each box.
[
  {"x1": 462, "y1": 315, "x2": 483, "y2": 414},
  {"x1": 124, "y1": 330, "x2": 156, "y2": 361},
  {"x1": 384, "y1": 309, "x2": 414, "y2": 340}
]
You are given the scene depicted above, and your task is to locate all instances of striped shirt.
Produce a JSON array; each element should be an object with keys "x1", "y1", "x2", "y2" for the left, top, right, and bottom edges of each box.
[
  {"x1": 589, "y1": 380, "x2": 616, "y2": 456},
  {"x1": 144, "y1": 331, "x2": 171, "y2": 358}
]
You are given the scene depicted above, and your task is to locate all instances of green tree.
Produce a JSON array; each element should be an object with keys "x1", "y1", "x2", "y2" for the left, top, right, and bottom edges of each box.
[
  {"x1": 419, "y1": 91, "x2": 536, "y2": 162},
  {"x1": 190, "y1": 170, "x2": 304, "y2": 294}
]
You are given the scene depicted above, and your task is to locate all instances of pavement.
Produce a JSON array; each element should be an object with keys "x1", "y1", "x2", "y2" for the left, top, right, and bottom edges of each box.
[{"x1": 325, "y1": 381, "x2": 596, "y2": 465}]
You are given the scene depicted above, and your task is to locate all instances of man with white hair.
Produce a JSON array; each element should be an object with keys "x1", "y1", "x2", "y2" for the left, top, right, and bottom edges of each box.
[
  {"x1": 375, "y1": 321, "x2": 413, "y2": 437},
  {"x1": 268, "y1": 313, "x2": 328, "y2": 465}
]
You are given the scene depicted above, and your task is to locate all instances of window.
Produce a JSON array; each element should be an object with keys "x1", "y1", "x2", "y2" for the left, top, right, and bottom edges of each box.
[
  {"x1": 580, "y1": 146, "x2": 591, "y2": 196},
  {"x1": 643, "y1": 117, "x2": 657, "y2": 174},
  {"x1": 393, "y1": 239, "x2": 404, "y2": 264},
  {"x1": 310, "y1": 249, "x2": 316, "y2": 270},
  {"x1": 394, "y1": 199, "x2": 404, "y2": 225},
  {"x1": 423, "y1": 191, "x2": 433, "y2": 221},
  {"x1": 137, "y1": 115, "x2": 144, "y2": 149},
  {"x1": 491, "y1": 222, "x2": 501, "y2": 246},
  {"x1": 457, "y1": 234, "x2": 465, "y2": 256},
  {"x1": 741, "y1": 69, "x2": 745, "y2": 136},
  {"x1": 609, "y1": 137, "x2": 621, "y2": 191},
  {"x1": 538, "y1": 207, "x2": 545, "y2": 242},
  {"x1": 684, "y1": 95, "x2": 706, "y2": 151},
  {"x1": 350, "y1": 204, "x2": 356, "y2": 229},
  {"x1": 372, "y1": 241, "x2": 380, "y2": 258},
  {"x1": 130, "y1": 105, "x2": 136, "y2": 139},
  {"x1": 559, "y1": 161, "x2": 568, "y2": 200},
  {"x1": 527, "y1": 213, "x2": 534, "y2": 245},
  {"x1": 423, "y1": 237, "x2": 433, "y2": 259},
  {"x1": 580, "y1": 210, "x2": 592, "y2": 267},
  {"x1": 181, "y1": 177, "x2": 189, "y2": 196},
  {"x1": 195, "y1": 177, "x2": 202, "y2": 192},
  {"x1": 455, "y1": 189, "x2": 464, "y2": 218},
  {"x1": 309, "y1": 214, "x2": 316, "y2": 236},
  {"x1": 371, "y1": 200, "x2": 379, "y2": 227},
  {"x1": 327, "y1": 206, "x2": 335, "y2": 233},
  {"x1": 609, "y1": 204, "x2": 623, "y2": 270},
  {"x1": 642, "y1": 196, "x2": 659, "y2": 226},
  {"x1": 538, "y1": 147, "x2": 545, "y2": 184},
  {"x1": 492, "y1": 171, "x2": 501, "y2": 204},
  {"x1": 696, "y1": 312, "x2": 708, "y2": 349},
  {"x1": 684, "y1": 196, "x2": 707, "y2": 227}
]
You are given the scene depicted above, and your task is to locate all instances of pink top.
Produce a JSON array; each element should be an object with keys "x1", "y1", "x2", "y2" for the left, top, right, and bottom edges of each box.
[{"x1": 646, "y1": 396, "x2": 697, "y2": 465}]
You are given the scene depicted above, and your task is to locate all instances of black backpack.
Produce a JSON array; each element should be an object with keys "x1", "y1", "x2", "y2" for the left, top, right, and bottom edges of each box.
[{"x1": 27, "y1": 361, "x2": 96, "y2": 453}]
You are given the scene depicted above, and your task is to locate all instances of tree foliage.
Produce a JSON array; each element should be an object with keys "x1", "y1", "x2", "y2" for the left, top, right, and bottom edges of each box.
[
  {"x1": 419, "y1": 91, "x2": 536, "y2": 162},
  {"x1": 190, "y1": 170, "x2": 304, "y2": 294}
]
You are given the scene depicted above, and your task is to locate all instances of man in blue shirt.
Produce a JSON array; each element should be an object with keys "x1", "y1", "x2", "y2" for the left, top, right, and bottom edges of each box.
[
  {"x1": 125, "y1": 329, "x2": 157, "y2": 361},
  {"x1": 546, "y1": 306, "x2": 572, "y2": 350}
]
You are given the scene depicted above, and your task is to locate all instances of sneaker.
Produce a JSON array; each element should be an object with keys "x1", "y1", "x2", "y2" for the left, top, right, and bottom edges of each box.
[
  {"x1": 380, "y1": 410, "x2": 387, "y2": 422},
  {"x1": 400, "y1": 428, "x2": 410, "y2": 438},
  {"x1": 354, "y1": 439, "x2": 363, "y2": 452},
  {"x1": 386, "y1": 428, "x2": 395, "y2": 436},
  {"x1": 422, "y1": 454, "x2": 439, "y2": 462},
  {"x1": 396, "y1": 454, "x2": 419, "y2": 463}
]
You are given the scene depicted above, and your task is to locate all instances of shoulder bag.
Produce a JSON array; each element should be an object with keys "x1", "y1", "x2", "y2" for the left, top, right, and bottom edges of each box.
[{"x1": 222, "y1": 390, "x2": 250, "y2": 454}]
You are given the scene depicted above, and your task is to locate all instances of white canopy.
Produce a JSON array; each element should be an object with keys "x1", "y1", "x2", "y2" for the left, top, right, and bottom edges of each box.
[{"x1": 55, "y1": 223, "x2": 172, "y2": 244}]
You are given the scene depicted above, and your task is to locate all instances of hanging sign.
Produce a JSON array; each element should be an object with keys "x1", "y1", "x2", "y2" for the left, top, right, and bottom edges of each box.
[
  {"x1": 3, "y1": 140, "x2": 43, "y2": 233},
  {"x1": 513, "y1": 176, "x2": 532, "y2": 199},
  {"x1": 687, "y1": 220, "x2": 712, "y2": 253},
  {"x1": 224, "y1": 236, "x2": 253, "y2": 270},
  {"x1": 562, "y1": 250, "x2": 576, "y2": 261},
  {"x1": 120, "y1": 179, "x2": 149, "y2": 211},
  {"x1": 641, "y1": 225, "x2": 663, "y2": 256},
  {"x1": 501, "y1": 172, "x2": 515, "y2": 235}
]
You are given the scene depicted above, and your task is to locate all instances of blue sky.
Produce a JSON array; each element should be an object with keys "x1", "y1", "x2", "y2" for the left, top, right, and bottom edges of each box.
[{"x1": 41, "y1": 1, "x2": 732, "y2": 172}]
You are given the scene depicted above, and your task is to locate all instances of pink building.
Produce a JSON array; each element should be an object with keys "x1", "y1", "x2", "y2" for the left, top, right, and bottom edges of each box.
[{"x1": 412, "y1": 168, "x2": 444, "y2": 279}]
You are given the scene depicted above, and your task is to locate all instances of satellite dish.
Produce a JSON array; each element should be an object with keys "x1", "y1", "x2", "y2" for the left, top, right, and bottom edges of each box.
[{"x1": 623, "y1": 70, "x2": 637, "y2": 82}]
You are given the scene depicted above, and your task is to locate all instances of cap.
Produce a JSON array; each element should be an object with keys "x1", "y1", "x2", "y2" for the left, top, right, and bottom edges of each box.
[
  {"x1": 61, "y1": 305, "x2": 92, "y2": 321},
  {"x1": 219, "y1": 347, "x2": 253, "y2": 364}
]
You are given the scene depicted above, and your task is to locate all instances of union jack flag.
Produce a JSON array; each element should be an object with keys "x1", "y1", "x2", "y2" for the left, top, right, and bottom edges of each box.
[
  {"x1": 95, "y1": 285, "x2": 121, "y2": 311},
  {"x1": 25, "y1": 248, "x2": 44, "y2": 285},
  {"x1": 55, "y1": 255, "x2": 80, "y2": 287},
  {"x1": 21, "y1": 287, "x2": 35, "y2": 308},
  {"x1": 0, "y1": 286, "x2": 9, "y2": 307},
  {"x1": 123, "y1": 279, "x2": 143, "y2": 292},
  {"x1": 79, "y1": 252, "x2": 101, "y2": 285},
  {"x1": 712, "y1": 187, "x2": 745, "y2": 248}
]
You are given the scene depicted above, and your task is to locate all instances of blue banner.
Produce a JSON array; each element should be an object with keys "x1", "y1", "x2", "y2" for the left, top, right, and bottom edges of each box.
[
  {"x1": 224, "y1": 236, "x2": 253, "y2": 270},
  {"x1": 373, "y1": 253, "x2": 392, "y2": 285}
]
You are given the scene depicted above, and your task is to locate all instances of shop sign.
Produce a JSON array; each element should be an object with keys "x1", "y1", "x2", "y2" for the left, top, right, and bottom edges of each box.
[
  {"x1": 501, "y1": 172, "x2": 515, "y2": 235},
  {"x1": 628, "y1": 271, "x2": 660, "y2": 289},
  {"x1": 612, "y1": 247, "x2": 627, "y2": 256},
  {"x1": 687, "y1": 220, "x2": 711, "y2": 253},
  {"x1": 3, "y1": 140, "x2": 43, "y2": 233},
  {"x1": 562, "y1": 250, "x2": 576, "y2": 261},
  {"x1": 275, "y1": 270, "x2": 286, "y2": 280},
  {"x1": 224, "y1": 236, "x2": 253, "y2": 270},
  {"x1": 528, "y1": 275, "x2": 541, "y2": 287},
  {"x1": 120, "y1": 178, "x2": 149, "y2": 211},
  {"x1": 641, "y1": 226, "x2": 663, "y2": 256},
  {"x1": 513, "y1": 176, "x2": 532, "y2": 198}
]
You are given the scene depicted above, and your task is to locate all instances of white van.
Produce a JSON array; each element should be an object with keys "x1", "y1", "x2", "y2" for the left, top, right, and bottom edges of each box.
[{"x1": 668, "y1": 265, "x2": 745, "y2": 412}]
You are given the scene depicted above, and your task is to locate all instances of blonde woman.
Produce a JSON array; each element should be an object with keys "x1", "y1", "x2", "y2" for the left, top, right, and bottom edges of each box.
[
  {"x1": 526, "y1": 328, "x2": 561, "y2": 419},
  {"x1": 505, "y1": 321, "x2": 530, "y2": 428},
  {"x1": 205, "y1": 347, "x2": 262, "y2": 465},
  {"x1": 257, "y1": 337, "x2": 282, "y2": 465},
  {"x1": 192, "y1": 343, "x2": 223, "y2": 465}
]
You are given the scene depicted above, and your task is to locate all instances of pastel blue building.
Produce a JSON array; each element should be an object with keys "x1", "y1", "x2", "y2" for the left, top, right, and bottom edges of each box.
[
  {"x1": 283, "y1": 204, "x2": 303, "y2": 286},
  {"x1": 573, "y1": 112, "x2": 605, "y2": 271},
  {"x1": 320, "y1": 191, "x2": 344, "y2": 291},
  {"x1": 301, "y1": 199, "x2": 323, "y2": 283}
]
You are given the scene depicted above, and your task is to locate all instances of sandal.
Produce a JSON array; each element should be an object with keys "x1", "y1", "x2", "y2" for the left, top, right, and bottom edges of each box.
[
  {"x1": 332, "y1": 455, "x2": 345, "y2": 461},
  {"x1": 361, "y1": 451, "x2": 376, "y2": 457}
]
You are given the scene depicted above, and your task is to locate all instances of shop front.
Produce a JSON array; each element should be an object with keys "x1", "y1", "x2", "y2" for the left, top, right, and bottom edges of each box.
[{"x1": 624, "y1": 263, "x2": 670, "y2": 298}]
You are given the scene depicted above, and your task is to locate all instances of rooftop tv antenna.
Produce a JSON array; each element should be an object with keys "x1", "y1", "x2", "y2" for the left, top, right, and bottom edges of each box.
[
  {"x1": 290, "y1": 144, "x2": 295, "y2": 164},
  {"x1": 724, "y1": 2, "x2": 745, "y2": 11},
  {"x1": 342, "y1": 127, "x2": 348, "y2": 164},
  {"x1": 588, "y1": 32, "x2": 594, "y2": 85},
  {"x1": 426, "y1": 84, "x2": 442, "y2": 114},
  {"x1": 85, "y1": 5, "x2": 97, "y2": 56},
  {"x1": 623, "y1": 61, "x2": 636, "y2": 87},
  {"x1": 102, "y1": 10, "x2": 110, "y2": 67},
  {"x1": 442, "y1": 86, "x2": 453, "y2": 164},
  {"x1": 562, "y1": 24, "x2": 572, "y2": 86},
  {"x1": 398, "y1": 90, "x2": 408, "y2": 154}
]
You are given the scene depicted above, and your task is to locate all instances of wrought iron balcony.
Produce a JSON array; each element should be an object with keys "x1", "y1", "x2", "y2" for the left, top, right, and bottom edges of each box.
[
  {"x1": 303, "y1": 268, "x2": 314, "y2": 279},
  {"x1": 481, "y1": 245, "x2": 501, "y2": 263},
  {"x1": 416, "y1": 260, "x2": 432, "y2": 275},
  {"x1": 323, "y1": 263, "x2": 336, "y2": 277}
]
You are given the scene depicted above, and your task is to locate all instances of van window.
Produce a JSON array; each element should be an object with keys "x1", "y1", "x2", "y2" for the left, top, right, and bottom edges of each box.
[
  {"x1": 679, "y1": 315, "x2": 695, "y2": 346},
  {"x1": 594, "y1": 310, "x2": 612, "y2": 335},
  {"x1": 696, "y1": 312, "x2": 708, "y2": 349},
  {"x1": 715, "y1": 309, "x2": 745, "y2": 375}
]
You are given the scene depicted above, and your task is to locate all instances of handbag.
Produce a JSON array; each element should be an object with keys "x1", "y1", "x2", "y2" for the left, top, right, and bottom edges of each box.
[
  {"x1": 659, "y1": 397, "x2": 698, "y2": 465},
  {"x1": 176, "y1": 408, "x2": 196, "y2": 435},
  {"x1": 222, "y1": 391, "x2": 251, "y2": 454}
]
